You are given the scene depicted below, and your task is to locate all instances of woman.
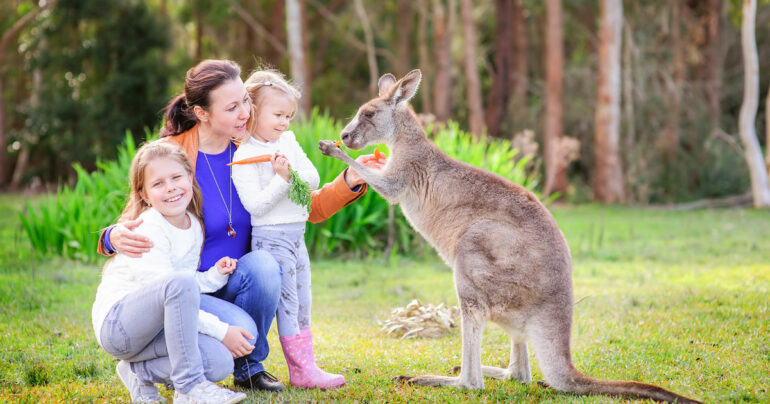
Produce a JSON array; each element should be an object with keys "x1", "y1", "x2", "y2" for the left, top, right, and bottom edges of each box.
[{"x1": 98, "y1": 59, "x2": 382, "y2": 392}]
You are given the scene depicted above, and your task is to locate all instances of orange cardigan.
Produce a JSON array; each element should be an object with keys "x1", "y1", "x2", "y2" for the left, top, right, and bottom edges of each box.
[{"x1": 97, "y1": 125, "x2": 366, "y2": 256}]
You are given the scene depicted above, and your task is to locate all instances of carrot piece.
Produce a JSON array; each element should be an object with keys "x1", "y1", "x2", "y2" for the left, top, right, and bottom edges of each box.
[
  {"x1": 374, "y1": 148, "x2": 383, "y2": 160},
  {"x1": 335, "y1": 140, "x2": 342, "y2": 147},
  {"x1": 227, "y1": 154, "x2": 272, "y2": 166}
]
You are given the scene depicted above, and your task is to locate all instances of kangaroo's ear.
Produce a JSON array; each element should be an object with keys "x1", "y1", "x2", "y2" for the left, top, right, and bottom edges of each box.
[
  {"x1": 389, "y1": 69, "x2": 421, "y2": 106},
  {"x1": 378, "y1": 74, "x2": 397, "y2": 96}
]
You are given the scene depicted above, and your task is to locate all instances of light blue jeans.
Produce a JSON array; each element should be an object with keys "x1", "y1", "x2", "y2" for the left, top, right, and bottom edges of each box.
[
  {"x1": 201, "y1": 249, "x2": 282, "y2": 382},
  {"x1": 99, "y1": 272, "x2": 233, "y2": 393}
]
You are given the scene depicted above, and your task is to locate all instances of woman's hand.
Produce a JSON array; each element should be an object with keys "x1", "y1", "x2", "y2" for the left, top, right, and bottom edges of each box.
[
  {"x1": 222, "y1": 326, "x2": 255, "y2": 358},
  {"x1": 345, "y1": 152, "x2": 387, "y2": 187},
  {"x1": 110, "y1": 219, "x2": 153, "y2": 258},
  {"x1": 271, "y1": 153, "x2": 291, "y2": 182},
  {"x1": 215, "y1": 256, "x2": 238, "y2": 275}
]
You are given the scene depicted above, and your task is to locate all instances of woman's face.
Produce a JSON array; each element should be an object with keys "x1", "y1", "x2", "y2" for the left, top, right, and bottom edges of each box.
[
  {"x1": 252, "y1": 90, "x2": 294, "y2": 143},
  {"x1": 140, "y1": 157, "x2": 194, "y2": 228},
  {"x1": 199, "y1": 78, "x2": 251, "y2": 141}
]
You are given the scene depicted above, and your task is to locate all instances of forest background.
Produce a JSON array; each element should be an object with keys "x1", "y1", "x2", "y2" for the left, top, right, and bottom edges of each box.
[{"x1": 2, "y1": 0, "x2": 770, "y2": 206}]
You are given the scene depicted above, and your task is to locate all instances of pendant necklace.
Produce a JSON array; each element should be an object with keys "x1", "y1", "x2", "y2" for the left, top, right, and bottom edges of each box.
[{"x1": 202, "y1": 141, "x2": 237, "y2": 238}]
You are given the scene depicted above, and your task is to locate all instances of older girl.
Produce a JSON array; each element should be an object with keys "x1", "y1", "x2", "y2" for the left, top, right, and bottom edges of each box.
[{"x1": 92, "y1": 141, "x2": 247, "y2": 403}]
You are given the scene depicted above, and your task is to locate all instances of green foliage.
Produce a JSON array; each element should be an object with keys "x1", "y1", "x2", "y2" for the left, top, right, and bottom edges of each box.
[
  {"x1": 288, "y1": 167, "x2": 312, "y2": 214},
  {"x1": 20, "y1": 112, "x2": 540, "y2": 262},
  {"x1": 22, "y1": 0, "x2": 170, "y2": 181},
  {"x1": 20, "y1": 133, "x2": 136, "y2": 262}
]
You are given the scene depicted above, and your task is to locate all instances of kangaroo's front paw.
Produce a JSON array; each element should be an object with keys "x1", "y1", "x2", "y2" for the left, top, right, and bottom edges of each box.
[{"x1": 318, "y1": 140, "x2": 346, "y2": 159}]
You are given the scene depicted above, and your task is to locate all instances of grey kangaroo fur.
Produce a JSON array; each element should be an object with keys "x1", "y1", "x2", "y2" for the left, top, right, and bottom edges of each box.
[{"x1": 318, "y1": 70, "x2": 700, "y2": 403}]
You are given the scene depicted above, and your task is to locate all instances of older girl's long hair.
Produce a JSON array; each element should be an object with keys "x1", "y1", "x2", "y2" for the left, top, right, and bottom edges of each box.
[{"x1": 125, "y1": 141, "x2": 203, "y2": 222}]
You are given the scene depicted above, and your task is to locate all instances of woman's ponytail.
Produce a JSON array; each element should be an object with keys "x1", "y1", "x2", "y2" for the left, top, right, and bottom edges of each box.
[{"x1": 160, "y1": 94, "x2": 196, "y2": 137}]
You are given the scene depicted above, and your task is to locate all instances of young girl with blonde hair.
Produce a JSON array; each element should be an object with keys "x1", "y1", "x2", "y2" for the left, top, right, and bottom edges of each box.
[{"x1": 231, "y1": 69, "x2": 344, "y2": 389}]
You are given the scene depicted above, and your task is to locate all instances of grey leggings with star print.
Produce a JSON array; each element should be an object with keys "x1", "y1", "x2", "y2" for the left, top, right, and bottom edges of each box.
[{"x1": 251, "y1": 222, "x2": 311, "y2": 337}]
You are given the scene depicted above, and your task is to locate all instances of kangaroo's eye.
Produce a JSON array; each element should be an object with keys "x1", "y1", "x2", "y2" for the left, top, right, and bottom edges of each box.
[{"x1": 363, "y1": 111, "x2": 375, "y2": 119}]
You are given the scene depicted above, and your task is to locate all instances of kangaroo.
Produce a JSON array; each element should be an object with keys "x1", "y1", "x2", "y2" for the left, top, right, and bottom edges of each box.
[{"x1": 318, "y1": 70, "x2": 700, "y2": 403}]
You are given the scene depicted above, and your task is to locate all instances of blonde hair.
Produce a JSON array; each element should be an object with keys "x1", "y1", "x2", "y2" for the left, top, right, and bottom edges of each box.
[
  {"x1": 125, "y1": 140, "x2": 203, "y2": 222},
  {"x1": 244, "y1": 69, "x2": 302, "y2": 134}
]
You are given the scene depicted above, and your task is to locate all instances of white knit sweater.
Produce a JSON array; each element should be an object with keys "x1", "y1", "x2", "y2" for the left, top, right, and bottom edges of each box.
[
  {"x1": 232, "y1": 131, "x2": 320, "y2": 227},
  {"x1": 92, "y1": 208, "x2": 230, "y2": 345}
]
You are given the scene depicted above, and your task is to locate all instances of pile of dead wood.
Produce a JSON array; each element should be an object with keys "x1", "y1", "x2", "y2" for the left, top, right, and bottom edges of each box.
[{"x1": 379, "y1": 299, "x2": 459, "y2": 339}]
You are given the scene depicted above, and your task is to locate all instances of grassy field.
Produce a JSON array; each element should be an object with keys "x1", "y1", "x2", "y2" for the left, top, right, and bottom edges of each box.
[{"x1": 0, "y1": 193, "x2": 768, "y2": 403}]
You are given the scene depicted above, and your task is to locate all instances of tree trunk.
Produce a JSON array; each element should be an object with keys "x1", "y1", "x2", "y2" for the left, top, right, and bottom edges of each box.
[
  {"x1": 593, "y1": 0, "x2": 625, "y2": 203},
  {"x1": 543, "y1": 0, "x2": 566, "y2": 197},
  {"x1": 433, "y1": 0, "x2": 455, "y2": 124},
  {"x1": 417, "y1": 0, "x2": 433, "y2": 113},
  {"x1": 195, "y1": 7, "x2": 204, "y2": 62},
  {"x1": 702, "y1": 0, "x2": 724, "y2": 129},
  {"x1": 509, "y1": 0, "x2": 528, "y2": 127},
  {"x1": 300, "y1": 0, "x2": 312, "y2": 115},
  {"x1": 459, "y1": 0, "x2": 484, "y2": 136},
  {"x1": 286, "y1": 0, "x2": 308, "y2": 119},
  {"x1": 354, "y1": 0, "x2": 379, "y2": 97},
  {"x1": 737, "y1": 0, "x2": 770, "y2": 207},
  {"x1": 662, "y1": 0, "x2": 683, "y2": 160},
  {"x1": 766, "y1": 82, "x2": 770, "y2": 177},
  {"x1": 622, "y1": 18, "x2": 639, "y2": 202},
  {"x1": 0, "y1": 1, "x2": 55, "y2": 188},
  {"x1": 485, "y1": 0, "x2": 513, "y2": 138},
  {"x1": 396, "y1": 0, "x2": 413, "y2": 77}
]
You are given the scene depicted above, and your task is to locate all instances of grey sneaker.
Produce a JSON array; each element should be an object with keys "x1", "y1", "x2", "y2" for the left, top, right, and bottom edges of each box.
[
  {"x1": 173, "y1": 380, "x2": 247, "y2": 404},
  {"x1": 116, "y1": 360, "x2": 167, "y2": 403}
]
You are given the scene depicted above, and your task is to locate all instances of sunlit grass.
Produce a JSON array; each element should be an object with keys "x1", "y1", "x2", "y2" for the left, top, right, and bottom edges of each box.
[{"x1": 1, "y1": 198, "x2": 768, "y2": 402}]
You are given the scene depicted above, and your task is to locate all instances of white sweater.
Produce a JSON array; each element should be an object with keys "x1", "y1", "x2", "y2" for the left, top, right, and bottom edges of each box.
[
  {"x1": 92, "y1": 208, "x2": 230, "y2": 345},
  {"x1": 232, "y1": 131, "x2": 320, "y2": 227}
]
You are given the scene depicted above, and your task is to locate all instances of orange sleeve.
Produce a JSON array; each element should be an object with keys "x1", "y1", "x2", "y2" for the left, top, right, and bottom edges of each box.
[{"x1": 308, "y1": 169, "x2": 367, "y2": 223}]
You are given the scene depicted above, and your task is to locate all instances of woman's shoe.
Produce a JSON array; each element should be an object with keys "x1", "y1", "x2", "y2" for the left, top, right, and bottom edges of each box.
[{"x1": 233, "y1": 370, "x2": 284, "y2": 392}]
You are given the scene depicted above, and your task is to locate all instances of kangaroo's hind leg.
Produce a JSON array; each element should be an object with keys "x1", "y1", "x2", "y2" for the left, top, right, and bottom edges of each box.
[
  {"x1": 454, "y1": 337, "x2": 532, "y2": 383},
  {"x1": 396, "y1": 293, "x2": 487, "y2": 389},
  {"x1": 395, "y1": 238, "x2": 492, "y2": 389}
]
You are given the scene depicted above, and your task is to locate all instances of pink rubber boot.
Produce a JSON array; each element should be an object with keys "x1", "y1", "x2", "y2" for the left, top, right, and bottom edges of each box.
[{"x1": 279, "y1": 329, "x2": 345, "y2": 389}]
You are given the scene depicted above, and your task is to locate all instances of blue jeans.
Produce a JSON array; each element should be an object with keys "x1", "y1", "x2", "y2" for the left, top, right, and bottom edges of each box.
[{"x1": 200, "y1": 250, "x2": 281, "y2": 381}]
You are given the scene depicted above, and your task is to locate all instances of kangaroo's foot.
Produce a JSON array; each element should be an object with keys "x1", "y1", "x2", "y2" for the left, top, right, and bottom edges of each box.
[
  {"x1": 394, "y1": 374, "x2": 482, "y2": 389},
  {"x1": 452, "y1": 365, "x2": 532, "y2": 383}
]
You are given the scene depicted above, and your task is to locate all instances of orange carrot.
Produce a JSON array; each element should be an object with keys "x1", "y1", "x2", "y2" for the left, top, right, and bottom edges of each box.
[
  {"x1": 227, "y1": 154, "x2": 272, "y2": 166},
  {"x1": 374, "y1": 148, "x2": 383, "y2": 160},
  {"x1": 335, "y1": 140, "x2": 342, "y2": 147}
]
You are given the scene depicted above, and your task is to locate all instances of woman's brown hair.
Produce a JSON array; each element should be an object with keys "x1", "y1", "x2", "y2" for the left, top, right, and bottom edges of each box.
[{"x1": 161, "y1": 59, "x2": 242, "y2": 137}]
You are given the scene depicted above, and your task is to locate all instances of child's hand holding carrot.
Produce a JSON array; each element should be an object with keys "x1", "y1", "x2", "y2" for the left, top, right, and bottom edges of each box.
[
  {"x1": 215, "y1": 256, "x2": 238, "y2": 275},
  {"x1": 271, "y1": 153, "x2": 291, "y2": 182}
]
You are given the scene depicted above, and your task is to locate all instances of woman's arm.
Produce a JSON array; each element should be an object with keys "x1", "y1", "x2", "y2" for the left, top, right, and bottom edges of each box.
[
  {"x1": 97, "y1": 194, "x2": 153, "y2": 258},
  {"x1": 307, "y1": 153, "x2": 385, "y2": 223}
]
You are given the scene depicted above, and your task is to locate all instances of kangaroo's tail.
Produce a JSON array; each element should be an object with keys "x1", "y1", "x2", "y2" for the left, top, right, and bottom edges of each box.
[{"x1": 530, "y1": 319, "x2": 701, "y2": 403}]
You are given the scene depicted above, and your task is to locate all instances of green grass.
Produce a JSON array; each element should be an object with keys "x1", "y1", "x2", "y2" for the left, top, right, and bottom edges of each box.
[{"x1": 1, "y1": 195, "x2": 768, "y2": 403}]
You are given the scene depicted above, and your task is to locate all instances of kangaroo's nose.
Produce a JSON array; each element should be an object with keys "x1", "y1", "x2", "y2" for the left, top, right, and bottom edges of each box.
[{"x1": 341, "y1": 132, "x2": 350, "y2": 141}]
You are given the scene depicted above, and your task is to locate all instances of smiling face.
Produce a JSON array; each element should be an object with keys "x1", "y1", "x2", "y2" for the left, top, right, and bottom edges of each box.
[
  {"x1": 251, "y1": 89, "x2": 295, "y2": 143},
  {"x1": 196, "y1": 78, "x2": 251, "y2": 142},
  {"x1": 140, "y1": 157, "x2": 194, "y2": 228}
]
